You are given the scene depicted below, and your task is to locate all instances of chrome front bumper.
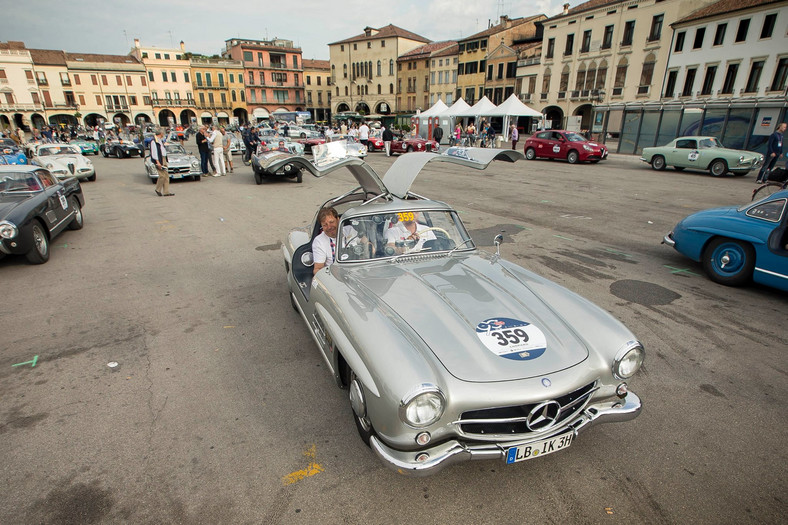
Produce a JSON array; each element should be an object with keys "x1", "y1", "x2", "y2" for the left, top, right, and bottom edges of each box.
[
  {"x1": 662, "y1": 233, "x2": 675, "y2": 247},
  {"x1": 370, "y1": 392, "x2": 642, "y2": 476}
]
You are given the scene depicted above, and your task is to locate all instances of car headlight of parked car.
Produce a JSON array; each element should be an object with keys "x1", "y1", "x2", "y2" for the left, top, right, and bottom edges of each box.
[
  {"x1": 399, "y1": 385, "x2": 445, "y2": 427},
  {"x1": 583, "y1": 144, "x2": 593, "y2": 151},
  {"x1": 0, "y1": 220, "x2": 18, "y2": 239},
  {"x1": 191, "y1": 160, "x2": 199, "y2": 169},
  {"x1": 612, "y1": 341, "x2": 644, "y2": 379}
]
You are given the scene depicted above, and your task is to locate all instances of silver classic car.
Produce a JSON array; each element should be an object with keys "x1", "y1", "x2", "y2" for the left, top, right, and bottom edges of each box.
[
  {"x1": 144, "y1": 143, "x2": 202, "y2": 183},
  {"x1": 280, "y1": 145, "x2": 644, "y2": 475}
]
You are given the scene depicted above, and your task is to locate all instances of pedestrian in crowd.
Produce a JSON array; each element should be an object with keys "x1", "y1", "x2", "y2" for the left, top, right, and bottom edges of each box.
[
  {"x1": 453, "y1": 123, "x2": 461, "y2": 146},
  {"x1": 382, "y1": 125, "x2": 394, "y2": 156},
  {"x1": 359, "y1": 121, "x2": 370, "y2": 148},
  {"x1": 510, "y1": 123, "x2": 519, "y2": 150},
  {"x1": 282, "y1": 122, "x2": 290, "y2": 138},
  {"x1": 756, "y1": 122, "x2": 786, "y2": 183},
  {"x1": 432, "y1": 124, "x2": 443, "y2": 145},
  {"x1": 485, "y1": 123, "x2": 495, "y2": 148},
  {"x1": 222, "y1": 127, "x2": 233, "y2": 173},
  {"x1": 17, "y1": 127, "x2": 26, "y2": 144},
  {"x1": 466, "y1": 122, "x2": 476, "y2": 147},
  {"x1": 209, "y1": 125, "x2": 226, "y2": 176},
  {"x1": 196, "y1": 125, "x2": 211, "y2": 176},
  {"x1": 340, "y1": 122, "x2": 348, "y2": 135},
  {"x1": 150, "y1": 129, "x2": 173, "y2": 197}
]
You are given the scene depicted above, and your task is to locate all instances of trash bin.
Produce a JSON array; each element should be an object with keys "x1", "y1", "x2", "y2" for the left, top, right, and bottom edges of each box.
[{"x1": 496, "y1": 136, "x2": 504, "y2": 148}]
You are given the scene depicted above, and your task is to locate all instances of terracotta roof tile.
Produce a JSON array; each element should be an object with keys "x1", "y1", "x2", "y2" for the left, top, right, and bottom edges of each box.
[
  {"x1": 28, "y1": 48, "x2": 67, "y2": 65},
  {"x1": 329, "y1": 24, "x2": 430, "y2": 45},
  {"x1": 432, "y1": 42, "x2": 459, "y2": 58},
  {"x1": 67, "y1": 53, "x2": 141, "y2": 64},
  {"x1": 302, "y1": 59, "x2": 330, "y2": 70},
  {"x1": 674, "y1": 0, "x2": 784, "y2": 25},
  {"x1": 460, "y1": 14, "x2": 545, "y2": 41},
  {"x1": 398, "y1": 41, "x2": 457, "y2": 60}
]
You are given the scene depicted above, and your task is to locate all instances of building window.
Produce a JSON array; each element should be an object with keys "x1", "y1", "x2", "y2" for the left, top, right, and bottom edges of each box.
[
  {"x1": 221, "y1": 93, "x2": 226, "y2": 104},
  {"x1": 274, "y1": 90, "x2": 289, "y2": 102},
  {"x1": 581, "y1": 30, "x2": 591, "y2": 52},
  {"x1": 78, "y1": 94, "x2": 85, "y2": 105},
  {"x1": 682, "y1": 68, "x2": 697, "y2": 97},
  {"x1": 184, "y1": 72, "x2": 190, "y2": 83},
  {"x1": 713, "y1": 23, "x2": 727, "y2": 46},
  {"x1": 169, "y1": 71, "x2": 175, "y2": 82},
  {"x1": 665, "y1": 70, "x2": 678, "y2": 98},
  {"x1": 564, "y1": 34, "x2": 574, "y2": 55},
  {"x1": 60, "y1": 72, "x2": 71, "y2": 86},
  {"x1": 91, "y1": 74, "x2": 98, "y2": 85},
  {"x1": 96, "y1": 95, "x2": 102, "y2": 105},
  {"x1": 143, "y1": 95, "x2": 151, "y2": 105},
  {"x1": 148, "y1": 71, "x2": 154, "y2": 82},
  {"x1": 218, "y1": 73, "x2": 224, "y2": 87},
  {"x1": 196, "y1": 73, "x2": 202, "y2": 86},
  {"x1": 744, "y1": 60, "x2": 764, "y2": 93},
  {"x1": 545, "y1": 38, "x2": 555, "y2": 58},
  {"x1": 129, "y1": 95, "x2": 137, "y2": 105},
  {"x1": 693, "y1": 27, "x2": 705, "y2": 49},
  {"x1": 164, "y1": 53, "x2": 170, "y2": 60},
  {"x1": 639, "y1": 56, "x2": 655, "y2": 94},
  {"x1": 101, "y1": 75, "x2": 108, "y2": 85},
  {"x1": 602, "y1": 26, "x2": 613, "y2": 49},
  {"x1": 574, "y1": 68, "x2": 585, "y2": 91},
  {"x1": 701, "y1": 65, "x2": 717, "y2": 95},
  {"x1": 161, "y1": 71, "x2": 168, "y2": 82},
  {"x1": 648, "y1": 14, "x2": 663, "y2": 41},
  {"x1": 622, "y1": 21, "x2": 635, "y2": 46},
  {"x1": 735, "y1": 19, "x2": 750, "y2": 42},
  {"x1": 721, "y1": 63, "x2": 739, "y2": 94},
  {"x1": 243, "y1": 51, "x2": 252, "y2": 62},
  {"x1": 260, "y1": 72, "x2": 265, "y2": 84},
  {"x1": 614, "y1": 62, "x2": 627, "y2": 92},
  {"x1": 155, "y1": 53, "x2": 161, "y2": 59},
  {"x1": 116, "y1": 75, "x2": 122, "y2": 85},
  {"x1": 771, "y1": 57, "x2": 788, "y2": 91},
  {"x1": 560, "y1": 70, "x2": 570, "y2": 92},
  {"x1": 126, "y1": 75, "x2": 132, "y2": 86},
  {"x1": 674, "y1": 31, "x2": 686, "y2": 52},
  {"x1": 206, "y1": 73, "x2": 212, "y2": 87},
  {"x1": 141, "y1": 75, "x2": 146, "y2": 86},
  {"x1": 249, "y1": 72, "x2": 254, "y2": 84},
  {"x1": 293, "y1": 55, "x2": 299, "y2": 68},
  {"x1": 761, "y1": 13, "x2": 777, "y2": 39}
]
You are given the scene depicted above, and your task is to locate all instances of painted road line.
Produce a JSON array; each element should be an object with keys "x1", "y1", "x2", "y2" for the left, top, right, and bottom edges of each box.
[
  {"x1": 12, "y1": 355, "x2": 38, "y2": 368},
  {"x1": 605, "y1": 248, "x2": 633, "y2": 258},
  {"x1": 553, "y1": 235, "x2": 573, "y2": 241},
  {"x1": 664, "y1": 265, "x2": 700, "y2": 276}
]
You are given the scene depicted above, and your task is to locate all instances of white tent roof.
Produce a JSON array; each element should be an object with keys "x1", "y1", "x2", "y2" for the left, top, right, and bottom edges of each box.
[
  {"x1": 461, "y1": 96, "x2": 498, "y2": 117},
  {"x1": 440, "y1": 98, "x2": 472, "y2": 117},
  {"x1": 492, "y1": 94, "x2": 543, "y2": 117},
  {"x1": 418, "y1": 99, "x2": 449, "y2": 117}
]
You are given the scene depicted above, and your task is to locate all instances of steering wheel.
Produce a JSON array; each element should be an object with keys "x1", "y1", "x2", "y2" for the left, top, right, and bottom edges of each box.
[{"x1": 418, "y1": 227, "x2": 450, "y2": 238}]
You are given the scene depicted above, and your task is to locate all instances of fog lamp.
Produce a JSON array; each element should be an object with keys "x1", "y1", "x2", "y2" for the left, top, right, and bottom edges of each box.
[
  {"x1": 415, "y1": 432, "x2": 431, "y2": 445},
  {"x1": 616, "y1": 383, "x2": 628, "y2": 398},
  {"x1": 415, "y1": 453, "x2": 430, "y2": 463}
]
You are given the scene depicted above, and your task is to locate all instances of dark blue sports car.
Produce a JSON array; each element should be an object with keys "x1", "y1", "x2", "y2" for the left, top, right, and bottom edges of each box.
[
  {"x1": 663, "y1": 190, "x2": 788, "y2": 291},
  {"x1": 0, "y1": 138, "x2": 28, "y2": 165}
]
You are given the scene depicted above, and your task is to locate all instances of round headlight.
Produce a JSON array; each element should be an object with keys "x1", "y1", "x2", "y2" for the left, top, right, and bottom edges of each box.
[
  {"x1": 613, "y1": 341, "x2": 644, "y2": 379},
  {"x1": 0, "y1": 220, "x2": 18, "y2": 239},
  {"x1": 399, "y1": 385, "x2": 445, "y2": 427}
]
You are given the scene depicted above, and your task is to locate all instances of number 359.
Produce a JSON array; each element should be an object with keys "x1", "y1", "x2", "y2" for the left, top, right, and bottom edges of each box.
[{"x1": 491, "y1": 328, "x2": 530, "y2": 346}]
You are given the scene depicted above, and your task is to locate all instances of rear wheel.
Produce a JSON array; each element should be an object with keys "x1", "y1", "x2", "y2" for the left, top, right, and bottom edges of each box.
[
  {"x1": 651, "y1": 155, "x2": 666, "y2": 171},
  {"x1": 406, "y1": 145, "x2": 413, "y2": 153},
  {"x1": 116, "y1": 148, "x2": 126, "y2": 159},
  {"x1": 101, "y1": 146, "x2": 109, "y2": 157},
  {"x1": 296, "y1": 170, "x2": 302, "y2": 183},
  {"x1": 709, "y1": 159, "x2": 727, "y2": 177},
  {"x1": 567, "y1": 150, "x2": 579, "y2": 164},
  {"x1": 525, "y1": 147, "x2": 536, "y2": 160},
  {"x1": 367, "y1": 143, "x2": 375, "y2": 152},
  {"x1": 25, "y1": 222, "x2": 50, "y2": 264},
  {"x1": 702, "y1": 237, "x2": 754, "y2": 286},
  {"x1": 67, "y1": 197, "x2": 83, "y2": 230}
]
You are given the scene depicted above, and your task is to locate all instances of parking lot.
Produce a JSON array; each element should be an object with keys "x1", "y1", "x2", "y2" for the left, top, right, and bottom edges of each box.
[{"x1": 1, "y1": 146, "x2": 786, "y2": 524}]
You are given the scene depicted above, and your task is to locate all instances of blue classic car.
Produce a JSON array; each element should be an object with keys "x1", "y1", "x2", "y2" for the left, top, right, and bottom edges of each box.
[
  {"x1": 0, "y1": 138, "x2": 28, "y2": 165},
  {"x1": 663, "y1": 190, "x2": 788, "y2": 291}
]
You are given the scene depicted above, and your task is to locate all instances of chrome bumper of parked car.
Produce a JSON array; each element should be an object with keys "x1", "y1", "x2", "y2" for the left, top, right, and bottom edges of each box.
[
  {"x1": 370, "y1": 391, "x2": 641, "y2": 476},
  {"x1": 662, "y1": 233, "x2": 675, "y2": 247}
]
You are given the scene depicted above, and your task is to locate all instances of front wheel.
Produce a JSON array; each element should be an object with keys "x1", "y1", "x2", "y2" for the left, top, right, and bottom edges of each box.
[
  {"x1": 347, "y1": 368, "x2": 374, "y2": 446},
  {"x1": 702, "y1": 237, "x2": 754, "y2": 286},
  {"x1": 709, "y1": 159, "x2": 728, "y2": 177},
  {"x1": 67, "y1": 197, "x2": 83, "y2": 230},
  {"x1": 567, "y1": 150, "x2": 579, "y2": 164},
  {"x1": 752, "y1": 182, "x2": 785, "y2": 201},
  {"x1": 367, "y1": 143, "x2": 375, "y2": 152},
  {"x1": 254, "y1": 170, "x2": 262, "y2": 185},
  {"x1": 651, "y1": 155, "x2": 666, "y2": 171},
  {"x1": 525, "y1": 147, "x2": 536, "y2": 160},
  {"x1": 87, "y1": 172, "x2": 96, "y2": 182},
  {"x1": 406, "y1": 145, "x2": 413, "y2": 153},
  {"x1": 116, "y1": 148, "x2": 126, "y2": 159},
  {"x1": 26, "y1": 222, "x2": 50, "y2": 264},
  {"x1": 296, "y1": 170, "x2": 302, "y2": 183},
  {"x1": 101, "y1": 147, "x2": 109, "y2": 158}
]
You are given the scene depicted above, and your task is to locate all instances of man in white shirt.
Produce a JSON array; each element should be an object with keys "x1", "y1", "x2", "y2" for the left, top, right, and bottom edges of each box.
[
  {"x1": 386, "y1": 212, "x2": 436, "y2": 254},
  {"x1": 312, "y1": 207, "x2": 341, "y2": 274},
  {"x1": 150, "y1": 129, "x2": 173, "y2": 196},
  {"x1": 359, "y1": 121, "x2": 370, "y2": 148},
  {"x1": 208, "y1": 126, "x2": 226, "y2": 176}
]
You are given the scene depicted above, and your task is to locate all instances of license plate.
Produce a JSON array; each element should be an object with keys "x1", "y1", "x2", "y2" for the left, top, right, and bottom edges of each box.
[{"x1": 505, "y1": 431, "x2": 574, "y2": 464}]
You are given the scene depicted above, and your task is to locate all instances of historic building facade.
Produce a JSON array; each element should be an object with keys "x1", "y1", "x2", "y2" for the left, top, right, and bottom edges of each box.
[
  {"x1": 428, "y1": 43, "x2": 459, "y2": 107},
  {"x1": 397, "y1": 41, "x2": 456, "y2": 113},
  {"x1": 190, "y1": 57, "x2": 245, "y2": 125},
  {"x1": 303, "y1": 59, "x2": 332, "y2": 123}
]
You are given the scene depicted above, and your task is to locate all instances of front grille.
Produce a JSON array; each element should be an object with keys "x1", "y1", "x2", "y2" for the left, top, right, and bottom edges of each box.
[
  {"x1": 168, "y1": 166, "x2": 189, "y2": 174},
  {"x1": 459, "y1": 381, "x2": 597, "y2": 435},
  {"x1": 425, "y1": 144, "x2": 433, "y2": 152}
]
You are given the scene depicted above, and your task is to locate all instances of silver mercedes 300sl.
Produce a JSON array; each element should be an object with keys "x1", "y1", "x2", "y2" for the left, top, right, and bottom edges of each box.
[{"x1": 279, "y1": 144, "x2": 644, "y2": 476}]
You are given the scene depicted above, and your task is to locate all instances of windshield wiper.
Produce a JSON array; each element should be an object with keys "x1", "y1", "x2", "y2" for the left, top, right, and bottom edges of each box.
[
  {"x1": 448, "y1": 238, "x2": 474, "y2": 256},
  {"x1": 391, "y1": 246, "x2": 431, "y2": 262}
]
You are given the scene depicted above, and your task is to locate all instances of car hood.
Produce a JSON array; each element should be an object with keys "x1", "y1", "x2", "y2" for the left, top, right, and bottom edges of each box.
[
  {"x1": 344, "y1": 255, "x2": 589, "y2": 382},
  {"x1": 0, "y1": 194, "x2": 31, "y2": 214},
  {"x1": 167, "y1": 153, "x2": 194, "y2": 163},
  {"x1": 39, "y1": 155, "x2": 85, "y2": 167}
]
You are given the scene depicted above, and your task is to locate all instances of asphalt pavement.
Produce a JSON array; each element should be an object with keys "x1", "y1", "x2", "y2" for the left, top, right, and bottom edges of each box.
[{"x1": 1, "y1": 144, "x2": 785, "y2": 524}]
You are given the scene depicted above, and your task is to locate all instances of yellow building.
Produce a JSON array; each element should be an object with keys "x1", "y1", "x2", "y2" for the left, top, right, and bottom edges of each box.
[
  {"x1": 329, "y1": 25, "x2": 429, "y2": 119},
  {"x1": 129, "y1": 39, "x2": 196, "y2": 127},
  {"x1": 457, "y1": 15, "x2": 545, "y2": 105},
  {"x1": 428, "y1": 43, "x2": 459, "y2": 107},
  {"x1": 0, "y1": 42, "x2": 46, "y2": 131},
  {"x1": 397, "y1": 41, "x2": 456, "y2": 113},
  {"x1": 190, "y1": 57, "x2": 244, "y2": 126},
  {"x1": 303, "y1": 59, "x2": 332, "y2": 123}
]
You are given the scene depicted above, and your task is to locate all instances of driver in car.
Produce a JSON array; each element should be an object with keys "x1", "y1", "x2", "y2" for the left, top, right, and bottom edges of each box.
[
  {"x1": 313, "y1": 207, "x2": 371, "y2": 273},
  {"x1": 386, "y1": 212, "x2": 436, "y2": 254}
]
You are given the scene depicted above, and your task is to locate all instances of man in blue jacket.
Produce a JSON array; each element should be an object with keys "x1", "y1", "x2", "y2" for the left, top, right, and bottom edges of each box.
[{"x1": 756, "y1": 122, "x2": 786, "y2": 183}]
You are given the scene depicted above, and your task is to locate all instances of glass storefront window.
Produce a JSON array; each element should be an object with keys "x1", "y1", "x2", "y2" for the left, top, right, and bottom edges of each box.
[
  {"x1": 678, "y1": 108, "x2": 703, "y2": 136},
  {"x1": 619, "y1": 110, "x2": 641, "y2": 154},
  {"x1": 656, "y1": 110, "x2": 681, "y2": 146},
  {"x1": 700, "y1": 109, "x2": 728, "y2": 137},
  {"x1": 722, "y1": 108, "x2": 753, "y2": 149},
  {"x1": 636, "y1": 111, "x2": 661, "y2": 153}
]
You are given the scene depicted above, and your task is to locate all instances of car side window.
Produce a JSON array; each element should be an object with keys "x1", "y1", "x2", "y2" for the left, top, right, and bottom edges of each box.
[
  {"x1": 552, "y1": 132, "x2": 564, "y2": 141},
  {"x1": 36, "y1": 170, "x2": 57, "y2": 188},
  {"x1": 676, "y1": 139, "x2": 697, "y2": 149},
  {"x1": 746, "y1": 199, "x2": 786, "y2": 222},
  {"x1": 536, "y1": 132, "x2": 551, "y2": 140}
]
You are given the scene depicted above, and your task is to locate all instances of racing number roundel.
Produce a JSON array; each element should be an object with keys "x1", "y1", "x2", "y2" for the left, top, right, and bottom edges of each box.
[{"x1": 476, "y1": 318, "x2": 547, "y2": 361}]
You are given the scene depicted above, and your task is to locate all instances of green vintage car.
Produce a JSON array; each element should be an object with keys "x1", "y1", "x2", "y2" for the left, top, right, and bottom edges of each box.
[
  {"x1": 640, "y1": 136, "x2": 763, "y2": 177},
  {"x1": 69, "y1": 139, "x2": 100, "y2": 155}
]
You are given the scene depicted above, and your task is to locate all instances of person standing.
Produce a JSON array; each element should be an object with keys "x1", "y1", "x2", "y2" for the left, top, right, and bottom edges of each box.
[
  {"x1": 221, "y1": 127, "x2": 233, "y2": 173},
  {"x1": 756, "y1": 122, "x2": 786, "y2": 183},
  {"x1": 510, "y1": 123, "x2": 519, "y2": 150},
  {"x1": 453, "y1": 123, "x2": 461, "y2": 146},
  {"x1": 359, "y1": 121, "x2": 369, "y2": 148},
  {"x1": 432, "y1": 124, "x2": 443, "y2": 145},
  {"x1": 382, "y1": 125, "x2": 394, "y2": 156},
  {"x1": 151, "y1": 130, "x2": 173, "y2": 197},
  {"x1": 196, "y1": 125, "x2": 210, "y2": 176},
  {"x1": 209, "y1": 125, "x2": 226, "y2": 176}
]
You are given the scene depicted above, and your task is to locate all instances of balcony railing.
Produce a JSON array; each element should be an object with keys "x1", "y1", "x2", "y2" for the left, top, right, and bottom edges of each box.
[
  {"x1": 152, "y1": 99, "x2": 196, "y2": 107},
  {"x1": 196, "y1": 102, "x2": 232, "y2": 110},
  {"x1": 37, "y1": 79, "x2": 48, "y2": 86},
  {"x1": 0, "y1": 103, "x2": 44, "y2": 111},
  {"x1": 44, "y1": 102, "x2": 79, "y2": 110},
  {"x1": 106, "y1": 105, "x2": 130, "y2": 112}
]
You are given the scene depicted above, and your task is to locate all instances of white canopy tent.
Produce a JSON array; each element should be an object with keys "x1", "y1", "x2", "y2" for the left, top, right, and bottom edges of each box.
[
  {"x1": 418, "y1": 99, "x2": 449, "y2": 117},
  {"x1": 494, "y1": 94, "x2": 544, "y2": 140},
  {"x1": 440, "y1": 98, "x2": 472, "y2": 117}
]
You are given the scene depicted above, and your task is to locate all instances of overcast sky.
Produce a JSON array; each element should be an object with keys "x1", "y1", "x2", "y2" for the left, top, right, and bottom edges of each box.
[{"x1": 8, "y1": 0, "x2": 569, "y2": 60}]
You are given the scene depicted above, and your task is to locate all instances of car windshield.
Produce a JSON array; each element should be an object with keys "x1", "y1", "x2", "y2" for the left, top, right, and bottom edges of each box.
[
  {"x1": 337, "y1": 209, "x2": 474, "y2": 263},
  {"x1": 565, "y1": 132, "x2": 588, "y2": 142},
  {"x1": 0, "y1": 172, "x2": 42, "y2": 192},
  {"x1": 698, "y1": 138, "x2": 722, "y2": 149},
  {"x1": 39, "y1": 146, "x2": 79, "y2": 156},
  {"x1": 1, "y1": 139, "x2": 17, "y2": 148},
  {"x1": 165, "y1": 144, "x2": 186, "y2": 155}
]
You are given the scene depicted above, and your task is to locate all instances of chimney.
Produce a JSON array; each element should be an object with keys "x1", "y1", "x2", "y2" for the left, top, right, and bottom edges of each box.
[
  {"x1": 563, "y1": 3, "x2": 570, "y2": 15},
  {"x1": 134, "y1": 38, "x2": 140, "y2": 48},
  {"x1": 500, "y1": 15, "x2": 509, "y2": 28},
  {"x1": 180, "y1": 40, "x2": 185, "y2": 51}
]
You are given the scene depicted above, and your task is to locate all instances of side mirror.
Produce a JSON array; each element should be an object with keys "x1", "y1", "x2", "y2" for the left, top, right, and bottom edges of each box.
[{"x1": 493, "y1": 233, "x2": 504, "y2": 262}]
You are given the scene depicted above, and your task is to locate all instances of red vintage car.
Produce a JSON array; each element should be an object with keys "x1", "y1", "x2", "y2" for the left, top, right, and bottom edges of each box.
[
  {"x1": 391, "y1": 136, "x2": 440, "y2": 154},
  {"x1": 297, "y1": 137, "x2": 326, "y2": 153},
  {"x1": 364, "y1": 133, "x2": 386, "y2": 152},
  {"x1": 523, "y1": 130, "x2": 607, "y2": 164}
]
